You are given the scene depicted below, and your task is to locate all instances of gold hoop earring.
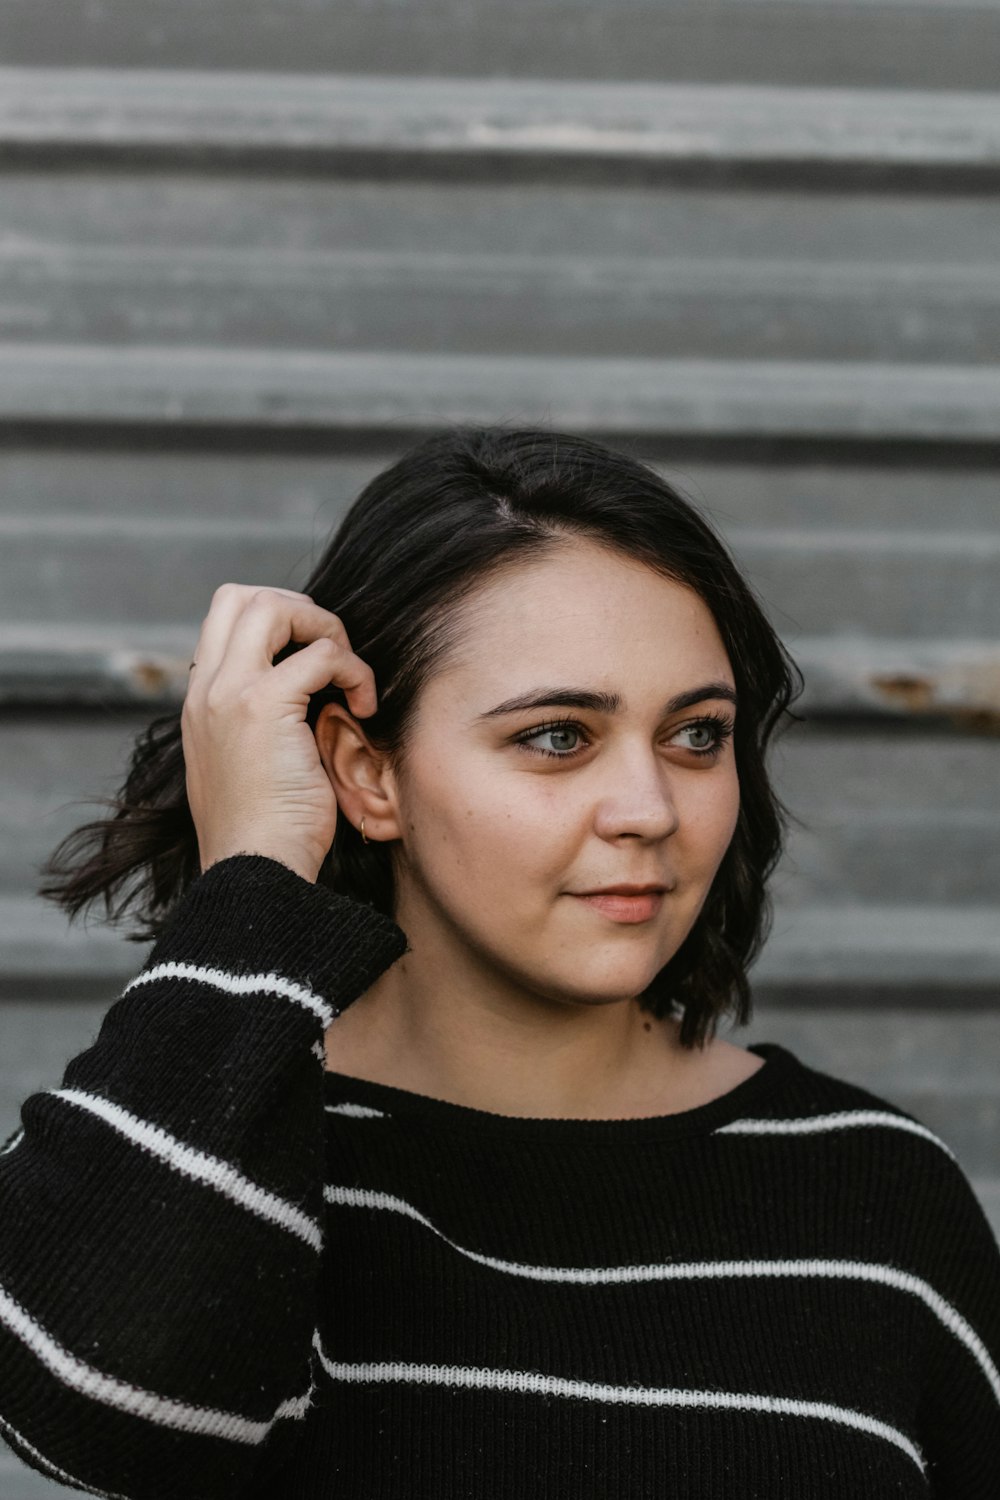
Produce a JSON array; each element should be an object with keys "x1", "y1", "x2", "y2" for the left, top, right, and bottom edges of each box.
[{"x1": 360, "y1": 816, "x2": 369, "y2": 845}]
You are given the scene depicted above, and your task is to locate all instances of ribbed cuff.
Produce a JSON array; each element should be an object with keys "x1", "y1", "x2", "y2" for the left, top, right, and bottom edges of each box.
[{"x1": 146, "y1": 853, "x2": 409, "y2": 1014}]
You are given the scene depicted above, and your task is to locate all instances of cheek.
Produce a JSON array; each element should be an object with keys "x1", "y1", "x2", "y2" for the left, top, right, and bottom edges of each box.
[
  {"x1": 405, "y1": 756, "x2": 539, "y2": 889},
  {"x1": 719, "y1": 773, "x2": 742, "y2": 852},
  {"x1": 688, "y1": 768, "x2": 741, "y2": 868},
  {"x1": 418, "y1": 772, "x2": 590, "y2": 933}
]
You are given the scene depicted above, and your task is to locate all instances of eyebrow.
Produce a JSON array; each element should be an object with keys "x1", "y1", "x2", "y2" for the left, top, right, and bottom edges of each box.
[{"x1": 473, "y1": 681, "x2": 739, "y2": 721}]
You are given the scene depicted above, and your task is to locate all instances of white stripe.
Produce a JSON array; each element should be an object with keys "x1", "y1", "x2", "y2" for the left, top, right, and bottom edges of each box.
[
  {"x1": 52, "y1": 1087, "x2": 322, "y2": 1251},
  {"x1": 0, "y1": 1129, "x2": 23, "y2": 1157},
  {"x1": 325, "y1": 1102, "x2": 387, "y2": 1119},
  {"x1": 0, "y1": 1281, "x2": 302, "y2": 1445},
  {"x1": 716, "y1": 1110, "x2": 958, "y2": 1160},
  {"x1": 325, "y1": 1184, "x2": 1000, "y2": 1408},
  {"x1": 274, "y1": 1383, "x2": 315, "y2": 1421},
  {"x1": 311, "y1": 1341, "x2": 926, "y2": 1475},
  {"x1": 0, "y1": 1408, "x2": 133, "y2": 1500},
  {"x1": 124, "y1": 961, "x2": 334, "y2": 1029}
]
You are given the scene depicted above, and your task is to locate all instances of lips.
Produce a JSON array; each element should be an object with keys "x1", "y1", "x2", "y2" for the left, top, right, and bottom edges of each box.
[
  {"x1": 571, "y1": 890, "x2": 666, "y2": 923},
  {"x1": 576, "y1": 885, "x2": 667, "y2": 896}
]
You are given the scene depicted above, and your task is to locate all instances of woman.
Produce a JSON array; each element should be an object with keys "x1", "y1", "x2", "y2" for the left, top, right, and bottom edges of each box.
[{"x1": 1, "y1": 425, "x2": 997, "y2": 1498}]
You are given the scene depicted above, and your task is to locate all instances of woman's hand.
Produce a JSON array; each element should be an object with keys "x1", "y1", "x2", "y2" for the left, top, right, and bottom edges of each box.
[{"x1": 180, "y1": 584, "x2": 377, "y2": 885}]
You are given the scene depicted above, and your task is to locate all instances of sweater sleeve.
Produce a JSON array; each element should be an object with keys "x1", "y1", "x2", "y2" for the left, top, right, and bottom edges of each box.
[
  {"x1": 0, "y1": 853, "x2": 408, "y2": 1500},
  {"x1": 913, "y1": 1152, "x2": 1000, "y2": 1497}
]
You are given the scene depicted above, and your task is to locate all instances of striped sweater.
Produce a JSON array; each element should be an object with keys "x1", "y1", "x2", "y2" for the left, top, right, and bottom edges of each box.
[{"x1": 1, "y1": 854, "x2": 998, "y2": 1499}]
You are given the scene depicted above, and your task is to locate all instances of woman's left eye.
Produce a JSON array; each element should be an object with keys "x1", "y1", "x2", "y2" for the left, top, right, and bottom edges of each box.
[
  {"x1": 673, "y1": 716, "x2": 735, "y2": 756},
  {"x1": 684, "y1": 721, "x2": 721, "y2": 752}
]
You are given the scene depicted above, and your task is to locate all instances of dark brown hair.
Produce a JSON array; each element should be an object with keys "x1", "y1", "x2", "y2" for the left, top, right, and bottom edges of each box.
[{"x1": 38, "y1": 424, "x2": 805, "y2": 1046}]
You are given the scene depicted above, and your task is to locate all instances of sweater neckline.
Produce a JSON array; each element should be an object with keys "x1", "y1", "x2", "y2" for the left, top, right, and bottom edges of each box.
[{"x1": 323, "y1": 1041, "x2": 799, "y2": 1142}]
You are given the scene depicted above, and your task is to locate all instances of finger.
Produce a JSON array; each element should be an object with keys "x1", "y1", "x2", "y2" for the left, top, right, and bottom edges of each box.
[
  {"x1": 191, "y1": 585, "x2": 346, "y2": 685},
  {"x1": 218, "y1": 590, "x2": 356, "y2": 686},
  {"x1": 269, "y1": 636, "x2": 378, "y2": 717},
  {"x1": 189, "y1": 584, "x2": 316, "y2": 684}
]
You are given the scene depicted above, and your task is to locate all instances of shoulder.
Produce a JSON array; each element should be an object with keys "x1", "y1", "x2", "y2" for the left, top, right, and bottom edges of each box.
[
  {"x1": 737, "y1": 1039, "x2": 950, "y2": 1140},
  {"x1": 723, "y1": 1041, "x2": 1000, "y2": 1453},
  {"x1": 721, "y1": 1040, "x2": 987, "y2": 1215}
]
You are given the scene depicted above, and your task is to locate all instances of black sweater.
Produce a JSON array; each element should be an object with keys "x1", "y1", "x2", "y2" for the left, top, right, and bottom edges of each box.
[{"x1": 1, "y1": 854, "x2": 998, "y2": 1499}]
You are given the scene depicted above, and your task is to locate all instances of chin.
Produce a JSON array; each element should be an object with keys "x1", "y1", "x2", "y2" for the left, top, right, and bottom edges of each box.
[{"x1": 543, "y1": 969, "x2": 666, "y2": 1009}]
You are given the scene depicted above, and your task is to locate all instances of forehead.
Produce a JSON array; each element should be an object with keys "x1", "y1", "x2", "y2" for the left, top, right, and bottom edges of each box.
[{"x1": 433, "y1": 541, "x2": 732, "y2": 689}]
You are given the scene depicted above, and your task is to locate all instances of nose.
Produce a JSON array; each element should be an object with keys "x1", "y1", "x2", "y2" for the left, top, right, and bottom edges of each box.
[{"x1": 591, "y1": 746, "x2": 681, "y2": 842}]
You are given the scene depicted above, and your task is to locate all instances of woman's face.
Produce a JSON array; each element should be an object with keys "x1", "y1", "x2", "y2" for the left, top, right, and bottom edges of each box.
[{"x1": 388, "y1": 537, "x2": 741, "y2": 1011}]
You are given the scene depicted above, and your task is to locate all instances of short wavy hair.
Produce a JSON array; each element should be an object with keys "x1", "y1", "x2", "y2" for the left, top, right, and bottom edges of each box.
[{"x1": 39, "y1": 424, "x2": 804, "y2": 1047}]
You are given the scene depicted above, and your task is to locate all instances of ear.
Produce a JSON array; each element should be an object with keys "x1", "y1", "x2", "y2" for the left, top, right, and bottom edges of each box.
[{"x1": 314, "y1": 702, "x2": 402, "y2": 844}]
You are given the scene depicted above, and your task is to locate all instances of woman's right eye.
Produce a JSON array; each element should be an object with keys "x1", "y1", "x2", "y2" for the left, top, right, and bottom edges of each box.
[{"x1": 514, "y1": 720, "x2": 589, "y2": 759}]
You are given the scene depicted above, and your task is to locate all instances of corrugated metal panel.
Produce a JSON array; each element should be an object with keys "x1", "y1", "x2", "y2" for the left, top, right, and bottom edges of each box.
[
  {"x1": 3, "y1": 1, "x2": 1000, "y2": 88},
  {"x1": 1, "y1": 14, "x2": 998, "y2": 1490},
  {"x1": 1, "y1": 62, "x2": 996, "y2": 1005}
]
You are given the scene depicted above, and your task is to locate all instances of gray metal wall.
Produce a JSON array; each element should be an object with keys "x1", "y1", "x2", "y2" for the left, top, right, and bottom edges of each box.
[{"x1": 2, "y1": 5, "x2": 999, "y2": 1493}]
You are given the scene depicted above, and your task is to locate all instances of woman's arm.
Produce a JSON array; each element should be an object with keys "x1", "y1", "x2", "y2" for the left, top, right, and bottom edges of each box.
[
  {"x1": 0, "y1": 853, "x2": 407, "y2": 1500},
  {"x1": 914, "y1": 1153, "x2": 1000, "y2": 1497}
]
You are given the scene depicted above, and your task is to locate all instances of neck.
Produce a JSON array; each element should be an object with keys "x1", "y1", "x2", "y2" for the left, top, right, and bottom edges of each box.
[{"x1": 324, "y1": 901, "x2": 707, "y2": 1120}]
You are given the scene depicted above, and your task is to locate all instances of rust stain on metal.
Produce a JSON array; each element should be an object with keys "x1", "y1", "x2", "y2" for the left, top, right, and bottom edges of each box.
[
  {"x1": 131, "y1": 658, "x2": 173, "y2": 694},
  {"x1": 869, "y1": 670, "x2": 1000, "y2": 733},
  {"x1": 870, "y1": 674, "x2": 936, "y2": 713},
  {"x1": 949, "y1": 707, "x2": 1000, "y2": 734}
]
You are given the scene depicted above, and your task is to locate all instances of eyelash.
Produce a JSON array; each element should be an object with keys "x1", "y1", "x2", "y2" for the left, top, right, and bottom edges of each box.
[{"x1": 513, "y1": 713, "x2": 735, "y2": 761}]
